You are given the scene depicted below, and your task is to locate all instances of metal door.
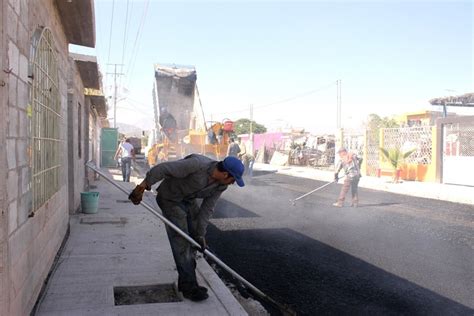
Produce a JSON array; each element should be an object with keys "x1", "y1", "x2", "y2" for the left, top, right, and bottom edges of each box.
[
  {"x1": 101, "y1": 128, "x2": 118, "y2": 167},
  {"x1": 442, "y1": 123, "x2": 474, "y2": 186}
]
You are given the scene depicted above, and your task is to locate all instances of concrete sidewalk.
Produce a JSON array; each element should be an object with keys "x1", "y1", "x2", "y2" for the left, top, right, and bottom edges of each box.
[
  {"x1": 254, "y1": 163, "x2": 474, "y2": 205},
  {"x1": 34, "y1": 169, "x2": 247, "y2": 316}
]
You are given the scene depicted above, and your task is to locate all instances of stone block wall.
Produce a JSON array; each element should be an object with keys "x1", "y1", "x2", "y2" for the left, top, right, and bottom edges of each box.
[
  {"x1": 0, "y1": 1, "x2": 7, "y2": 313},
  {"x1": 0, "y1": 0, "x2": 80, "y2": 314}
]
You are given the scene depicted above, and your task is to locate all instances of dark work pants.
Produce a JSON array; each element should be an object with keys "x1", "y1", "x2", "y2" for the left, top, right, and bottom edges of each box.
[
  {"x1": 338, "y1": 175, "x2": 360, "y2": 204},
  {"x1": 157, "y1": 199, "x2": 200, "y2": 291},
  {"x1": 121, "y1": 157, "x2": 131, "y2": 182}
]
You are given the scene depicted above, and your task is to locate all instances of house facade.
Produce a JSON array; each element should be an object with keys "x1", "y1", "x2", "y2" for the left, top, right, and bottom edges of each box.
[{"x1": 0, "y1": 0, "x2": 103, "y2": 314}]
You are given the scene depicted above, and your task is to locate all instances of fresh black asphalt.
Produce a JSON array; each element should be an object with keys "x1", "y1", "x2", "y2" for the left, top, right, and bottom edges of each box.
[{"x1": 206, "y1": 171, "x2": 474, "y2": 315}]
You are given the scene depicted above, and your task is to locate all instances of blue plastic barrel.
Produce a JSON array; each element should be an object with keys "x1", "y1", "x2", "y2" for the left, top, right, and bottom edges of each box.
[{"x1": 80, "y1": 192, "x2": 100, "y2": 214}]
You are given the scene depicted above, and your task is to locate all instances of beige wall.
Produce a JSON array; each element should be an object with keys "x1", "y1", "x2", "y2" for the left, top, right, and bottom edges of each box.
[
  {"x1": 67, "y1": 60, "x2": 87, "y2": 214},
  {"x1": 0, "y1": 0, "x2": 84, "y2": 314},
  {"x1": 88, "y1": 105, "x2": 102, "y2": 167}
]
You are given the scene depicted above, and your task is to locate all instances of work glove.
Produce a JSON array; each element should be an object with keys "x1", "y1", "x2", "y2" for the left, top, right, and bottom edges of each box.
[
  {"x1": 334, "y1": 173, "x2": 339, "y2": 183},
  {"x1": 195, "y1": 236, "x2": 208, "y2": 253},
  {"x1": 128, "y1": 185, "x2": 145, "y2": 205}
]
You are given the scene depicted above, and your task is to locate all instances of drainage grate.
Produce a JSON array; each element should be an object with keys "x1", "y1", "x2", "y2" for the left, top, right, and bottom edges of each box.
[{"x1": 114, "y1": 284, "x2": 182, "y2": 305}]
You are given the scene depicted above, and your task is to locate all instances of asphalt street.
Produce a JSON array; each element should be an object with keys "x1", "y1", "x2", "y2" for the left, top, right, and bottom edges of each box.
[{"x1": 205, "y1": 170, "x2": 474, "y2": 315}]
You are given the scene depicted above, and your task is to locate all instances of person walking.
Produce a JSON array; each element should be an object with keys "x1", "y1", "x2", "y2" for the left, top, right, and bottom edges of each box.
[
  {"x1": 128, "y1": 154, "x2": 245, "y2": 301},
  {"x1": 226, "y1": 138, "x2": 241, "y2": 157},
  {"x1": 333, "y1": 148, "x2": 361, "y2": 207},
  {"x1": 114, "y1": 138, "x2": 135, "y2": 182}
]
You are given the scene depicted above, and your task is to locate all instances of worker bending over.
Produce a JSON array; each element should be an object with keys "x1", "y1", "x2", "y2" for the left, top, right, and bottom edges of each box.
[
  {"x1": 128, "y1": 154, "x2": 245, "y2": 301},
  {"x1": 333, "y1": 148, "x2": 362, "y2": 207}
]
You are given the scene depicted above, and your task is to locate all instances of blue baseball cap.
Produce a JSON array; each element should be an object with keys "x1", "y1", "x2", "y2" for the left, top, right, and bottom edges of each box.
[{"x1": 222, "y1": 156, "x2": 245, "y2": 187}]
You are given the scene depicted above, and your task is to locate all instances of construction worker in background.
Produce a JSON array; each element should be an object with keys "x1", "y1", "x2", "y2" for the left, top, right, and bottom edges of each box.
[
  {"x1": 216, "y1": 126, "x2": 224, "y2": 144},
  {"x1": 333, "y1": 148, "x2": 361, "y2": 207},
  {"x1": 159, "y1": 107, "x2": 178, "y2": 142},
  {"x1": 207, "y1": 127, "x2": 217, "y2": 145},
  {"x1": 238, "y1": 140, "x2": 255, "y2": 177},
  {"x1": 114, "y1": 138, "x2": 135, "y2": 182},
  {"x1": 156, "y1": 144, "x2": 166, "y2": 163},
  {"x1": 226, "y1": 138, "x2": 241, "y2": 157},
  {"x1": 128, "y1": 154, "x2": 245, "y2": 301}
]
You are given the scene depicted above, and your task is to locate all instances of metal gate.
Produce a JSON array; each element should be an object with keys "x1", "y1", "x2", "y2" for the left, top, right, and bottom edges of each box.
[
  {"x1": 343, "y1": 132, "x2": 364, "y2": 156},
  {"x1": 101, "y1": 128, "x2": 118, "y2": 167},
  {"x1": 442, "y1": 122, "x2": 474, "y2": 186},
  {"x1": 365, "y1": 130, "x2": 380, "y2": 176}
]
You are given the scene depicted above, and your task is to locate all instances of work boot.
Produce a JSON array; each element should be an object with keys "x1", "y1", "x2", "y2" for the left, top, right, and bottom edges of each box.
[
  {"x1": 179, "y1": 285, "x2": 208, "y2": 294},
  {"x1": 181, "y1": 287, "x2": 209, "y2": 302},
  {"x1": 332, "y1": 202, "x2": 343, "y2": 207},
  {"x1": 351, "y1": 199, "x2": 359, "y2": 208}
]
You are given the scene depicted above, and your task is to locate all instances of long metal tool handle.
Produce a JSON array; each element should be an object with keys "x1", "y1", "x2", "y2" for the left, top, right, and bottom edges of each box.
[
  {"x1": 290, "y1": 175, "x2": 346, "y2": 205},
  {"x1": 86, "y1": 163, "x2": 295, "y2": 315}
]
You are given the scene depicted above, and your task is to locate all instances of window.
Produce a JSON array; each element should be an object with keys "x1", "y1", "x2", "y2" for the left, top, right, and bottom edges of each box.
[{"x1": 30, "y1": 27, "x2": 61, "y2": 213}]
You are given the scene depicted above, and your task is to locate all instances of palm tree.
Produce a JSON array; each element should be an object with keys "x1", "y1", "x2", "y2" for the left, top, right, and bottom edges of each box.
[{"x1": 379, "y1": 148, "x2": 416, "y2": 183}]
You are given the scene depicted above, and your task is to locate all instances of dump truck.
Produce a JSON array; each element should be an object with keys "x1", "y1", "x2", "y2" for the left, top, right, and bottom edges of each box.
[{"x1": 147, "y1": 64, "x2": 235, "y2": 167}]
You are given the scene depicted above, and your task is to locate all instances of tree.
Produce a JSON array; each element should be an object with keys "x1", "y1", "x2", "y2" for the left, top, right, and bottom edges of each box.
[
  {"x1": 367, "y1": 114, "x2": 399, "y2": 131},
  {"x1": 233, "y1": 118, "x2": 267, "y2": 135}
]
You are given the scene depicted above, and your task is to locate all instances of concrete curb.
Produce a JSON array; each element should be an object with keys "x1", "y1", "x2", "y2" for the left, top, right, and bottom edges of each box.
[{"x1": 196, "y1": 258, "x2": 248, "y2": 316}]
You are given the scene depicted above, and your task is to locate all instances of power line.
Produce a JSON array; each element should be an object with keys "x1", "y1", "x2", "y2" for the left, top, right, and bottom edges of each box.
[
  {"x1": 209, "y1": 81, "x2": 338, "y2": 116},
  {"x1": 107, "y1": 64, "x2": 125, "y2": 128},
  {"x1": 126, "y1": 0, "x2": 150, "y2": 86},
  {"x1": 126, "y1": 1, "x2": 149, "y2": 83},
  {"x1": 124, "y1": 97, "x2": 153, "y2": 109},
  {"x1": 106, "y1": 0, "x2": 116, "y2": 66},
  {"x1": 119, "y1": 0, "x2": 131, "y2": 91},
  {"x1": 121, "y1": 0, "x2": 130, "y2": 67},
  {"x1": 105, "y1": 0, "x2": 116, "y2": 96},
  {"x1": 336, "y1": 79, "x2": 341, "y2": 129},
  {"x1": 254, "y1": 81, "x2": 337, "y2": 110}
]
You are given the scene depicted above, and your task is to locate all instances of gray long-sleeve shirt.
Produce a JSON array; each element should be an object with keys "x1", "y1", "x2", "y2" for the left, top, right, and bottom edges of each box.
[{"x1": 144, "y1": 154, "x2": 228, "y2": 236}]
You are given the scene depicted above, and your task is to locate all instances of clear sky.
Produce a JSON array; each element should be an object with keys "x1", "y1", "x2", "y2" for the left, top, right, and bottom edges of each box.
[{"x1": 71, "y1": 0, "x2": 473, "y2": 134}]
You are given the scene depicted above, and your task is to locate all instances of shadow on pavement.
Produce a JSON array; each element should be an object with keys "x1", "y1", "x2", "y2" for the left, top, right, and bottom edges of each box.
[
  {"x1": 206, "y1": 225, "x2": 472, "y2": 316},
  {"x1": 359, "y1": 202, "x2": 401, "y2": 207}
]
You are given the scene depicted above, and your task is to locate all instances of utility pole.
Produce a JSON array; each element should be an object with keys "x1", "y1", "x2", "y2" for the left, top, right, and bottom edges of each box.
[
  {"x1": 106, "y1": 63, "x2": 125, "y2": 128},
  {"x1": 195, "y1": 84, "x2": 208, "y2": 131},
  {"x1": 152, "y1": 82, "x2": 160, "y2": 141},
  {"x1": 336, "y1": 79, "x2": 342, "y2": 129},
  {"x1": 249, "y1": 104, "x2": 254, "y2": 154},
  {"x1": 335, "y1": 79, "x2": 343, "y2": 170}
]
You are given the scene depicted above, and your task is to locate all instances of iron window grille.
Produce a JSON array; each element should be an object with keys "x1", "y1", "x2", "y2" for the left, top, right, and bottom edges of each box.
[{"x1": 29, "y1": 27, "x2": 61, "y2": 213}]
